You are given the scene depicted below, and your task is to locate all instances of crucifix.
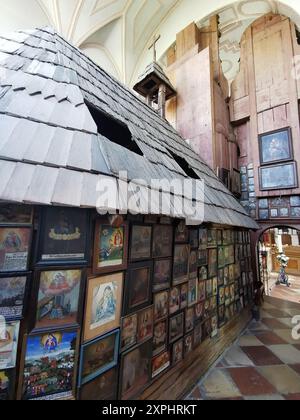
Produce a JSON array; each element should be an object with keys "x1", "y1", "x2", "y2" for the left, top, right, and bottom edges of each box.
[{"x1": 148, "y1": 34, "x2": 161, "y2": 62}]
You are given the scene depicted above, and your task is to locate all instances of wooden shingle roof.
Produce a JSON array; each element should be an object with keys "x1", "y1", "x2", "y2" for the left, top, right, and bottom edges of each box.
[{"x1": 0, "y1": 27, "x2": 258, "y2": 229}]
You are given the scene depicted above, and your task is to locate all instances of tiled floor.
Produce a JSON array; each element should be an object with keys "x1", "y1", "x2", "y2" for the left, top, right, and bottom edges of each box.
[
  {"x1": 268, "y1": 274, "x2": 300, "y2": 304},
  {"x1": 187, "y1": 297, "x2": 300, "y2": 400}
]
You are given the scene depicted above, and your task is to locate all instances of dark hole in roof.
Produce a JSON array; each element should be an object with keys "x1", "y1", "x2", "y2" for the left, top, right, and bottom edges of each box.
[
  {"x1": 167, "y1": 149, "x2": 200, "y2": 180},
  {"x1": 87, "y1": 102, "x2": 143, "y2": 156}
]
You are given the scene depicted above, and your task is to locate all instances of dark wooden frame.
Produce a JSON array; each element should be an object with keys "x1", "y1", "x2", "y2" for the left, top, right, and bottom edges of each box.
[
  {"x1": 0, "y1": 272, "x2": 30, "y2": 321},
  {"x1": 153, "y1": 258, "x2": 172, "y2": 292},
  {"x1": 153, "y1": 318, "x2": 168, "y2": 357},
  {"x1": 152, "y1": 224, "x2": 173, "y2": 259},
  {"x1": 78, "y1": 367, "x2": 118, "y2": 401},
  {"x1": 169, "y1": 311, "x2": 184, "y2": 344},
  {"x1": 0, "y1": 225, "x2": 33, "y2": 273},
  {"x1": 0, "y1": 368, "x2": 16, "y2": 401},
  {"x1": 259, "y1": 162, "x2": 298, "y2": 191},
  {"x1": 129, "y1": 224, "x2": 153, "y2": 262},
  {"x1": 0, "y1": 204, "x2": 33, "y2": 225},
  {"x1": 93, "y1": 219, "x2": 129, "y2": 275},
  {"x1": 259, "y1": 127, "x2": 293, "y2": 166}
]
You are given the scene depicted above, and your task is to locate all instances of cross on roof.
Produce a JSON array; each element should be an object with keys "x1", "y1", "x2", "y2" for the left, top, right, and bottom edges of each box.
[{"x1": 148, "y1": 34, "x2": 161, "y2": 62}]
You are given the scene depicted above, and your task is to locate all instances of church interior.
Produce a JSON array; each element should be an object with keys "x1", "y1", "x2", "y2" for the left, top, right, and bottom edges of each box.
[{"x1": 0, "y1": 0, "x2": 300, "y2": 401}]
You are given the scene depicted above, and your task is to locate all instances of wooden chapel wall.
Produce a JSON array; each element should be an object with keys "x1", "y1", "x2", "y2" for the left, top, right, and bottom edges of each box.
[{"x1": 230, "y1": 13, "x2": 300, "y2": 198}]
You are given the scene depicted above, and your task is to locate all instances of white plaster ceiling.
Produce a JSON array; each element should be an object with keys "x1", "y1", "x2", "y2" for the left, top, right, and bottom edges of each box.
[{"x1": 0, "y1": 0, "x2": 300, "y2": 85}]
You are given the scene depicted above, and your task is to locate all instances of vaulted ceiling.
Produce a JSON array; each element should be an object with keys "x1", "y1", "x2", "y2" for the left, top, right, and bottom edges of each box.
[{"x1": 1, "y1": 0, "x2": 300, "y2": 85}]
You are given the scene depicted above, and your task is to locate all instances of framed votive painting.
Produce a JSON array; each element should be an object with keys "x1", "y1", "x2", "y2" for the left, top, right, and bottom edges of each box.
[
  {"x1": 93, "y1": 221, "x2": 128, "y2": 274},
  {"x1": 124, "y1": 262, "x2": 152, "y2": 315},
  {"x1": 37, "y1": 207, "x2": 89, "y2": 266},
  {"x1": 79, "y1": 367, "x2": 118, "y2": 401},
  {"x1": 259, "y1": 128, "x2": 293, "y2": 165},
  {"x1": 153, "y1": 258, "x2": 172, "y2": 292},
  {"x1": 259, "y1": 162, "x2": 298, "y2": 191},
  {"x1": 121, "y1": 314, "x2": 138, "y2": 352},
  {"x1": 0, "y1": 275, "x2": 28, "y2": 320},
  {"x1": 0, "y1": 227, "x2": 31, "y2": 272},
  {"x1": 130, "y1": 225, "x2": 152, "y2": 261},
  {"x1": 83, "y1": 272, "x2": 124, "y2": 343},
  {"x1": 0, "y1": 321, "x2": 20, "y2": 370},
  {"x1": 173, "y1": 244, "x2": 190, "y2": 286},
  {"x1": 152, "y1": 351, "x2": 170, "y2": 379},
  {"x1": 152, "y1": 225, "x2": 173, "y2": 258}
]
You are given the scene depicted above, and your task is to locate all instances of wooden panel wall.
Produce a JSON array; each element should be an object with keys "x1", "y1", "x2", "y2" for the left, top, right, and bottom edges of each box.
[{"x1": 230, "y1": 13, "x2": 300, "y2": 198}]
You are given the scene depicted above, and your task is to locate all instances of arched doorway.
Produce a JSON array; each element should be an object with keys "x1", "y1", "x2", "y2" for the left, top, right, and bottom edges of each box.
[{"x1": 256, "y1": 225, "x2": 300, "y2": 303}]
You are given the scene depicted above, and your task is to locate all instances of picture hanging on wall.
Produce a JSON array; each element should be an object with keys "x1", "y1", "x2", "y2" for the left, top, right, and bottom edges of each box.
[
  {"x1": 208, "y1": 248, "x2": 218, "y2": 278},
  {"x1": 0, "y1": 205, "x2": 33, "y2": 225},
  {"x1": 259, "y1": 127, "x2": 293, "y2": 165},
  {"x1": 153, "y1": 259, "x2": 172, "y2": 292},
  {"x1": 173, "y1": 244, "x2": 190, "y2": 286},
  {"x1": 169, "y1": 312, "x2": 184, "y2": 344},
  {"x1": 169, "y1": 287, "x2": 180, "y2": 315},
  {"x1": 79, "y1": 367, "x2": 118, "y2": 401},
  {"x1": 21, "y1": 330, "x2": 78, "y2": 400},
  {"x1": 175, "y1": 221, "x2": 189, "y2": 243},
  {"x1": 152, "y1": 351, "x2": 170, "y2": 379},
  {"x1": 33, "y1": 269, "x2": 84, "y2": 332},
  {"x1": 130, "y1": 225, "x2": 152, "y2": 261},
  {"x1": 37, "y1": 207, "x2": 89, "y2": 266},
  {"x1": 0, "y1": 227, "x2": 31, "y2": 272},
  {"x1": 137, "y1": 306, "x2": 154, "y2": 344},
  {"x1": 153, "y1": 319, "x2": 168, "y2": 356},
  {"x1": 119, "y1": 340, "x2": 152, "y2": 400},
  {"x1": 198, "y1": 228, "x2": 208, "y2": 249},
  {"x1": 83, "y1": 272, "x2": 124, "y2": 343},
  {"x1": 259, "y1": 162, "x2": 298, "y2": 191},
  {"x1": 154, "y1": 290, "x2": 169, "y2": 322},
  {"x1": 172, "y1": 339, "x2": 183, "y2": 366},
  {"x1": 79, "y1": 330, "x2": 119, "y2": 386},
  {"x1": 0, "y1": 275, "x2": 28, "y2": 320},
  {"x1": 93, "y1": 221, "x2": 128, "y2": 274},
  {"x1": 152, "y1": 225, "x2": 173, "y2": 258},
  {"x1": 124, "y1": 262, "x2": 153, "y2": 315},
  {"x1": 120, "y1": 314, "x2": 138, "y2": 352},
  {"x1": 0, "y1": 321, "x2": 20, "y2": 370},
  {"x1": 189, "y1": 229, "x2": 199, "y2": 249},
  {"x1": 0, "y1": 369, "x2": 15, "y2": 401}
]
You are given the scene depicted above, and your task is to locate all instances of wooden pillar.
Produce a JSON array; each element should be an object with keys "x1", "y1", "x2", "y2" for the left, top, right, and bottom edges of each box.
[{"x1": 158, "y1": 83, "x2": 166, "y2": 118}]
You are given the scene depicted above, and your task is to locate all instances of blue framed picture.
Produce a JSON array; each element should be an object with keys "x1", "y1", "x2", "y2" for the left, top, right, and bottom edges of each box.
[
  {"x1": 259, "y1": 127, "x2": 293, "y2": 165},
  {"x1": 79, "y1": 329, "x2": 120, "y2": 386}
]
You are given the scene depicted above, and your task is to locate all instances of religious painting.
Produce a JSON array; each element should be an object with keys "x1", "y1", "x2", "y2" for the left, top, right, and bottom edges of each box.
[
  {"x1": 173, "y1": 244, "x2": 190, "y2": 286},
  {"x1": 120, "y1": 340, "x2": 152, "y2": 400},
  {"x1": 0, "y1": 275, "x2": 27, "y2": 320},
  {"x1": 37, "y1": 207, "x2": 89, "y2": 265},
  {"x1": 153, "y1": 259, "x2": 172, "y2": 292},
  {"x1": 83, "y1": 273, "x2": 123, "y2": 342},
  {"x1": 229, "y1": 265, "x2": 235, "y2": 284},
  {"x1": 137, "y1": 307, "x2": 153, "y2": 344},
  {"x1": 124, "y1": 262, "x2": 152, "y2": 315},
  {"x1": 218, "y1": 305, "x2": 226, "y2": 327},
  {"x1": 224, "y1": 266, "x2": 229, "y2": 285},
  {"x1": 153, "y1": 319, "x2": 168, "y2": 357},
  {"x1": 232, "y1": 169, "x2": 241, "y2": 196},
  {"x1": 259, "y1": 128, "x2": 293, "y2": 165},
  {"x1": 210, "y1": 296, "x2": 217, "y2": 313},
  {"x1": 22, "y1": 330, "x2": 77, "y2": 400},
  {"x1": 189, "y1": 249, "x2": 198, "y2": 278},
  {"x1": 152, "y1": 351, "x2": 170, "y2": 379},
  {"x1": 33, "y1": 269, "x2": 83, "y2": 332},
  {"x1": 0, "y1": 321, "x2": 19, "y2": 370},
  {"x1": 154, "y1": 291, "x2": 169, "y2": 322},
  {"x1": 79, "y1": 367, "x2": 118, "y2": 401},
  {"x1": 195, "y1": 302, "x2": 204, "y2": 323},
  {"x1": 130, "y1": 225, "x2": 152, "y2": 261},
  {"x1": 218, "y1": 247, "x2": 225, "y2": 268},
  {"x1": 218, "y1": 269, "x2": 224, "y2": 287},
  {"x1": 185, "y1": 307, "x2": 194, "y2": 333},
  {"x1": 180, "y1": 283, "x2": 188, "y2": 309},
  {"x1": 207, "y1": 229, "x2": 217, "y2": 248},
  {"x1": 0, "y1": 227, "x2": 31, "y2": 272},
  {"x1": 198, "y1": 249, "x2": 208, "y2": 267},
  {"x1": 0, "y1": 204, "x2": 32, "y2": 225},
  {"x1": 193, "y1": 323, "x2": 202, "y2": 347},
  {"x1": 188, "y1": 278, "x2": 198, "y2": 307},
  {"x1": 189, "y1": 229, "x2": 199, "y2": 249},
  {"x1": 211, "y1": 315, "x2": 218, "y2": 338},
  {"x1": 0, "y1": 369, "x2": 14, "y2": 400},
  {"x1": 121, "y1": 314, "x2": 137, "y2": 352},
  {"x1": 79, "y1": 330, "x2": 119, "y2": 386},
  {"x1": 198, "y1": 228, "x2": 208, "y2": 249},
  {"x1": 93, "y1": 221, "x2": 128, "y2": 274},
  {"x1": 152, "y1": 225, "x2": 173, "y2": 258},
  {"x1": 225, "y1": 286, "x2": 231, "y2": 307},
  {"x1": 184, "y1": 334, "x2": 193, "y2": 356},
  {"x1": 291, "y1": 196, "x2": 300, "y2": 207},
  {"x1": 228, "y1": 245, "x2": 235, "y2": 265},
  {"x1": 206, "y1": 279, "x2": 213, "y2": 299},
  {"x1": 174, "y1": 221, "x2": 189, "y2": 243},
  {"x1": 208, "y1": 249, "x2": 218, "y2": 278},
  {"x1": 203, "y1": 300, "x2": 211, "y2": 320},
  {"x1": 212, "y1": 277, "x2": 218, "y2": 297},
  {"x1": 198, "y1": 280, "x2": 206, "y2": 302},
  {"x1": 169, "y1": 287, "x2": 180, "y2": 315},
  {"x1": 172, "y1": 340, "x2": 183, "y2": 366},
  {"x1": 199, "y1": 266, "x2": 208, "y2": 281},
  {"x1": 169, "y1": 312, "x2": 184, "y2": 344},
  {"x1": 259, "y1": 163, "x2": 298, "y2": 190},
  {"x1": 217, "y1": 230, "x2": 223, "y2": 246},
  {"x1": 218, "y1": 287, "x2": 225, "y2": 306}
]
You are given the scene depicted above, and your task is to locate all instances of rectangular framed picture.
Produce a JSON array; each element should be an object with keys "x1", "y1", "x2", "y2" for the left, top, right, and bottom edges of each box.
[
  {"x1": 259, "y1": 127, "x2": 293, "y2": 165},
  {"x1": 185, "y1": 307, "x2": 194, "y2": 333},
  {"x1": 0, "y1": 204, "x2": 33, "y2": 225},
  {"x1": 130, "y1": 225, "x2": 152, "y2": 261},
  {"x1": 0, "y1": 321, "x2": 20, "y2": 370},
  {"x1": 121, "y1": 314, "x2": 138, "y2": 352},
  {"x1": 173, "y1": 244, "x2": 190, "y2": 286},
  {"x1": 124, "y1": 262, "x2": 153, "y2": 315},
  {"x1": 152, "y1": 225, "x2": 173, "y2": 258},
  {"x1": 79, "y1": 367, "x2": 118, "y2": 401},
  {"x1": 175, "y1": 221, "x2": 189, "y2": 243},
  {"x1": 152, "y1": 351, "x2": 170, "y2": 379},
  {"x1": 208, "y1": 248, "x2": 218, "y2": 277},
  {"x1": 83, "y1": 272, "x2": 124, "y2": 342},
  {"x1": 93, "y1": 221, "x2": 128, "y2": 274},
  {"x1": 199, "y1": 266, "x2": 208, "y2": 281},
  {"x1": 184, "y1": 334, "x2": 193, "y2": 356},
  {"x1": 259, "y1": 162, "x2": 298, "y2": 191},
  {"x1": 198, "y1": 249, "x2": 207, "y2": 266},
  {"x1": 0, "y1": 227, "x2": 31, "y2": 272},
  {"x1": 0, "y1": 275, "x2": 28, "y2": 320},
  {"x1": 154, "y1": 290, "x2": 169, "y2": 322},
  {"x1": 188, "y1": 278, "x2": 198, "y2": 307},
  {"x1": 195, "y1": 302, "x2": 204, "y2": 323},
  {"x1": 193, "y1": 323, "x2": 202, "y2": 347},
  {"x1": 153, "y1": 258, "x2": 172, "y2": 292},
  {"x1": 198, "y1": 280, "x2": 206, "y2": 302},
  {"x1": 79, "y1": 330, "x2": 119, "y2": 386},
  {"x1": 119, "y1": 340, "x2": 152, "y2": 400},
  {"x1": 169, "y1": 312, "x2": 184, "y2": 344},
  {"x1": 21, "y1": 330, "x2": 78, "y2": 400},
  {"x1": 198, "y1": 228, "x2": 208, "y2": 249},
  {"x1": 172, "y1": 339, "x2": 183, "y2": 366},
  {"x1": 32, "y1": 269, "x2": 84, "y2": 332},
  {"x1": 0, "y1": 369, "x2": 15, "y2": 400},
  {"x1": 189, "y1": 249, "x2": 198, "y2": 278},
  {"x1": 189, "y1": 229, "x2": 199, "y2": 249},
  {"x1": 180, "y1": 283, "x2": 188, "y2": 309},
  {"x1": 137, "y1": 306, "x2": 154, "y2": 344},
  {"x1": 37, "y1": 207, "x2": 90, "y2": 266},
  {"x1": 153, "y1": 319, "x2": 168, "y2": 356},
  {"x1": 207, "y1": 229, "x2": 217, "y2": 248},
  {"x1": 169, "y1": 287, "x2": 180, "y2": 315}
]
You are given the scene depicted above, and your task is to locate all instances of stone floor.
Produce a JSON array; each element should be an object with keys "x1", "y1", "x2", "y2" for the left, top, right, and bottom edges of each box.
[
  {"x1": 268, "y1": 273, "x2": 300, "y2": 304},
  {"x1": 186, "y1": 296, "x2": 300, "y2": 400}
]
